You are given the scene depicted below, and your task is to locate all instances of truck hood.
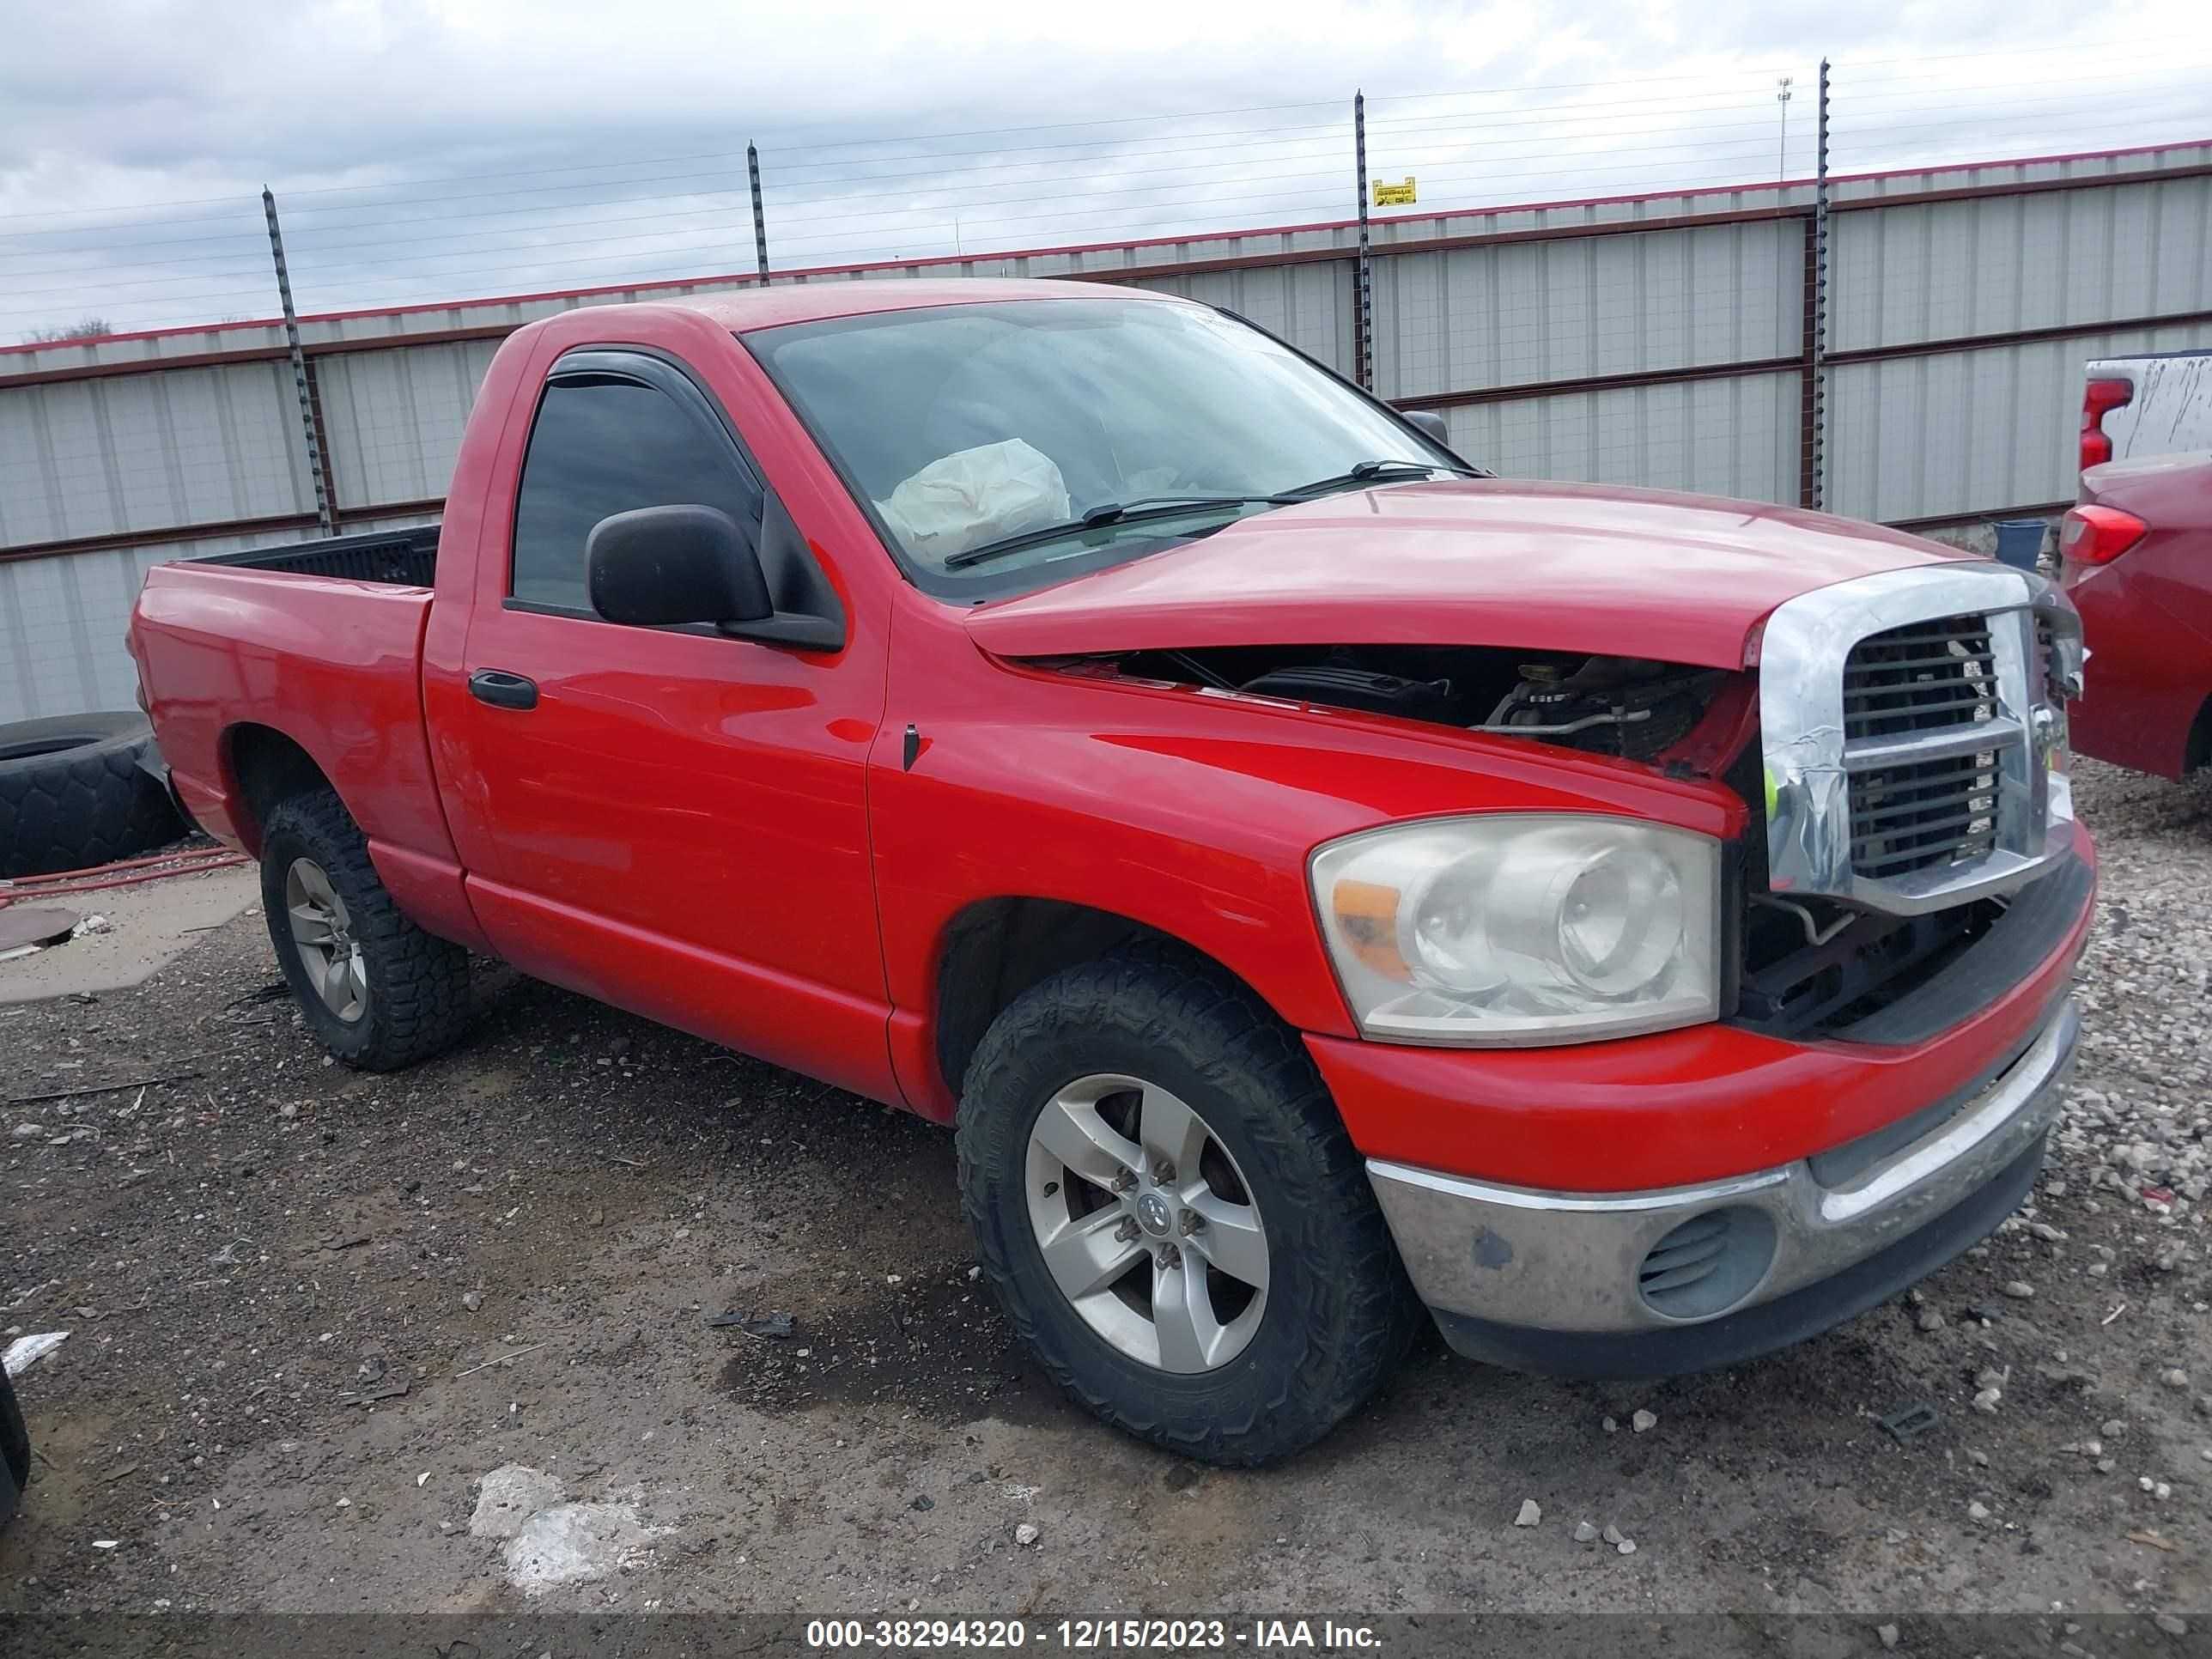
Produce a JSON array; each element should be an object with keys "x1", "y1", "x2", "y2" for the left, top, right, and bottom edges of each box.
[{"x1": 963, "y1": 477, "x2": 1978, "y2": 671}]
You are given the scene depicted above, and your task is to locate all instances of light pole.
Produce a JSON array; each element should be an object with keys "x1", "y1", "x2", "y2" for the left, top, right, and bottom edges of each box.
[{"x1": 1777, "y1": 76, "x2": 1794, "y2": 180}]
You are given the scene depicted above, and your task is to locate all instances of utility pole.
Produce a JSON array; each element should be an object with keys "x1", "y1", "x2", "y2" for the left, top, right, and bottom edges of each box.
[
  {"x1": 1776, "y1": 76, "x2": 1794, "y2": 180},
  {"x1": 261, "y1": 187, "x2": 333, "y2": 537},
  {"x1": 1353, "y1": 91, "x2": 1374, "y2": 392},
  {"x1": 747, "y1": 143, "x2": 770, "y2": 283}
]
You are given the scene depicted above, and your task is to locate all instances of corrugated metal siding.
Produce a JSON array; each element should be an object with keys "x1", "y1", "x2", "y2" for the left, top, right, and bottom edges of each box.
[
  {"x1": 1830, "y1": 173, "x2": 2212, "y2": 352},
  {"x1": 318, "y1": 338, "x2": 503, "y2": 507},
  {"x1": 0, "y1": 361, "x2": 311, "y2": 546},
  {"x1": 1825, "y1": 143, "x2": 2212, "y2": 208},
  {"x1": 1440, "y1": 370, "x2": 1800, "y2": 505},
  {"x1": 1827, "y1": 319, "x2": 2212, "y2": 523},
  {"x1": 0, "y1": 511, "x2": 438, "y2": 723},
  {"x1": 1371, "y1": 217, "x2": 1800, "y2": 398}
]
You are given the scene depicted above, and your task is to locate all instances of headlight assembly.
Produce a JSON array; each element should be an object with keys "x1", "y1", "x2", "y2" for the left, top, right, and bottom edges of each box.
[{"x1": 1310, "y1": 815, "x2": 1722, "y2": 1046}]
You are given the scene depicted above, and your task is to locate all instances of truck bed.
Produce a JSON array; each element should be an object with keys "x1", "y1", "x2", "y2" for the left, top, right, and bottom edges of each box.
[
  {"x1": 2087, "y1": 350, "x2": 2212, "y2": 466},
  {"x1": 195, "y1": 524, "x2": 441, "y2": 586},
  {"x1": 129, "y1": 541, "x2": 459, "y2": 872}
]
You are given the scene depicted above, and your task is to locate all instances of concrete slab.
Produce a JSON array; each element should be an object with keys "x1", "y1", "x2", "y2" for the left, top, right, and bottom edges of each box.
[
  {"x1": 0, "y1": 864, "x2": 260, "y2": 1004},
  {"x1": 0, "y1": 904, "x2": 79, "y2": 952}
]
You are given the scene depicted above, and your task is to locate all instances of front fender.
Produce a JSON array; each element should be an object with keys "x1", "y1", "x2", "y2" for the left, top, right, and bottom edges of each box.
[{"x1": 871, "y1": 600, "x2": 1743, "y2": 1114}]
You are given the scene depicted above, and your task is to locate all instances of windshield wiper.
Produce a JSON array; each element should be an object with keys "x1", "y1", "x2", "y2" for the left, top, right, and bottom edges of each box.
[
  {"x1": 940, "y1": 495, "x2": 1291, "y2": 571},
  {"x1": 1281, "y1": 458, "x2": 1482, "y2": 498}
]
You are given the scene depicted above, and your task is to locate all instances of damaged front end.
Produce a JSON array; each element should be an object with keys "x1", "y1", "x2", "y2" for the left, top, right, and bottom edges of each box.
[
  {"x1": 1025, "y1": 562, "x2": 2088, "y2": 1051},
  {"x1": 1051, "y1": 642, "x2": 1741, "y2": 768}
]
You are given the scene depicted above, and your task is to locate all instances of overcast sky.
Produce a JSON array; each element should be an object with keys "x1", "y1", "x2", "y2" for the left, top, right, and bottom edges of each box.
[{"x1": 3, "y1": 1, "x2": 2208, "y2": 339}]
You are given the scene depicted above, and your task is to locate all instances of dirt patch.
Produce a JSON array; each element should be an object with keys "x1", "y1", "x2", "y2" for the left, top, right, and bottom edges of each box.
[{"x1": 714, "y1": 1264, "x2": 1075, "y2": 1430}]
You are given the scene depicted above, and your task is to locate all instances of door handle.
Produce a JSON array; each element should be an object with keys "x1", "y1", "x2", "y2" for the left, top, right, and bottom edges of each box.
[{"x1": 469, "y1": 669, "x2": 539, "y2": 710}]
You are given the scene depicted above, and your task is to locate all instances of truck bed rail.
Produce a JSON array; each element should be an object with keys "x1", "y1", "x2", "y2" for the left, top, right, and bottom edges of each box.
[{"x1": 195, "y1": 525, "x2": 440, "y2": 587}]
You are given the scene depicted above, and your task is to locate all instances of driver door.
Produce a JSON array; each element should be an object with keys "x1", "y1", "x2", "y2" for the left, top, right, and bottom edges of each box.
[{"x1": 438, "y1": 348, "x2": 891, "y2": 1097}]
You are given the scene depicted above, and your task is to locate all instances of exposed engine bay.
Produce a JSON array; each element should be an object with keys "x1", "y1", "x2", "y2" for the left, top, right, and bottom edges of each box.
[{"x1": 1092, "y1": 644, "x2": 1733, "y2": 763}]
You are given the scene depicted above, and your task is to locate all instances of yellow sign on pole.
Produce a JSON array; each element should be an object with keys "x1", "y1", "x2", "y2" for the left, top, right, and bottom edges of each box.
[{"x1": 1372, "y1": 176, "x2": 1417, "y2": 207}]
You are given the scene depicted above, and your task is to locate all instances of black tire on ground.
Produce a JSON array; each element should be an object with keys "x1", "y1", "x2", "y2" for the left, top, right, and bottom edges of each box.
[
  {"x1": 259, "y1": 787, "x2": 471, "y2": 1072},
  {"x1": 0, "y1": 1361, "x2": 28, "y2": 1520},
  {"x1": 0, "y1": 711, "x2": 185, "y2": 878},
  {"x1": 957, "y1": 942, "x2": 1422, "y2": 1467}
]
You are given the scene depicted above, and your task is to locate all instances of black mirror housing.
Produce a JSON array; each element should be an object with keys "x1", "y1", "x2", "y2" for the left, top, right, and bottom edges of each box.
[
  {"x1": 1404, "y1": 409, "x2": 1452, "y2": 448},
  {"x1": 586, "y1": 505, "x2": 773, "y2": 628}
]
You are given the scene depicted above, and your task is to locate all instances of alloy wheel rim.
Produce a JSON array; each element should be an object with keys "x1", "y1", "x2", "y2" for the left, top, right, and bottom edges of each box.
[
  {"x1": 1024, "y1": 1073, "x2": 1269, "y2": 1373},
  {"x1": 284, "y1": 857, "x2": 368, "y2": 1023}
]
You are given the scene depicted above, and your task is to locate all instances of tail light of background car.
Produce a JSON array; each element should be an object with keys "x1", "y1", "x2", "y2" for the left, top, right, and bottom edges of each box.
[
  {"x1": 2058, "y1": 503, "x2": 2147, "y2": 584},
  {"x1": 2080, "y1": 377, "x2": 2134, "y2": 471}
]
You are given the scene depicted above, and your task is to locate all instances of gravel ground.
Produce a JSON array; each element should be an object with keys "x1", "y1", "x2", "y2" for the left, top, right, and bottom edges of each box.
[{"x1": 2, "y1": 758, "x2": 2209, "y2": 1625}]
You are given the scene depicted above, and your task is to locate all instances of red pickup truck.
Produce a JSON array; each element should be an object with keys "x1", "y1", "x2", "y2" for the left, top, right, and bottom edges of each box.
[{"x1": 130, "y1": 280, "x2": 2094, "y2": 1465}]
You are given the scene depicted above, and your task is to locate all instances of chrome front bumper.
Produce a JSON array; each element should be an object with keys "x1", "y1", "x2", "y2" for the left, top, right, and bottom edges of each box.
[{"x1": 1368, "y1": 997, "x2": 2077, "y2": 1340}]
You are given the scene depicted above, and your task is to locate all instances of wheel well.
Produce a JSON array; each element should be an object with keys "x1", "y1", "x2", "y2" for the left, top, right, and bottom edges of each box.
[
  {"x1": 933, "y1": 899, "x2": 1249, "y2": 1101},
  {"x1": 224, "y1": 725, "x2": 334, "y2": 855},
  {"x1": 2188, "y1": 695, "x2": 2212, "y2": 775}
]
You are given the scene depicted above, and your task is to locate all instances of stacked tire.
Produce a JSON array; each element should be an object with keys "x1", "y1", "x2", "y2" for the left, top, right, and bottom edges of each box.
[{"x1": 0, "y1": 712, "x2": 185, "y2": 878}]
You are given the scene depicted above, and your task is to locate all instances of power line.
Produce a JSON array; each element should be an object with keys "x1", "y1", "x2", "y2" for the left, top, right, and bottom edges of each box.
[
  {"x1": 0, "y1": 100, "x2": 1354, "y2": 228},
  {"x1": 0, "y1": 106, "x2": 1778, "y2": 260},
  {"x1": 0, "y1": 125, "x2": 1818, "y2": 298}
]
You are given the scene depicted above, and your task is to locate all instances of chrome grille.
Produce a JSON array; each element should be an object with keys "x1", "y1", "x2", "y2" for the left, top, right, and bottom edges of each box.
[
  {"x1": 1759, "y1": 564, "x2": 2081, "y2": 916},
  {"x1": 1844, "y1": 616, "x2": 1998, "y2": 738},
  {"x1": 1844, "y1": 616, "x2": 2002, "y2": 878}
]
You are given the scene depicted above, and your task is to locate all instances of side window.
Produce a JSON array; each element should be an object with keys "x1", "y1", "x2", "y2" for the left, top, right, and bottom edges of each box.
[{"x1": 509, "y1": 373, "x2": 763, "y2": 611}]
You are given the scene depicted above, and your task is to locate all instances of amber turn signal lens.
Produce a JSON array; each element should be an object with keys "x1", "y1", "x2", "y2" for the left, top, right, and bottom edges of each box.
[{"x1": 1331, "y1": 878, "x2": 1408, "y2": 979}]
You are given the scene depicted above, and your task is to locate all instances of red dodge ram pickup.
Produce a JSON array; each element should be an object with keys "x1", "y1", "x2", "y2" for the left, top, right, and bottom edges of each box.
[{"x1": 130, "y1": 279, "x2": 2094, "y2": 1464}]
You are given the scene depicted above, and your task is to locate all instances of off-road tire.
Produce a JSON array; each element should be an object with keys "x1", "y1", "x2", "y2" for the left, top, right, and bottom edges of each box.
[
  {"x1": 0, "y1": 712, "x2": 185, "y2": 878},
  {"x1": 260, "y1": 788, "x2": 471, "y2": 1072},
  {"x1": 957, "y1": 942, "x2": 1421, "y2": 1466}
]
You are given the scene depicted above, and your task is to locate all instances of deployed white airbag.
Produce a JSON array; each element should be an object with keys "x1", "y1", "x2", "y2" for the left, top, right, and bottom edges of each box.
[{"x1": 876, "y1": 439, "x2": 1072, "y2": 562}]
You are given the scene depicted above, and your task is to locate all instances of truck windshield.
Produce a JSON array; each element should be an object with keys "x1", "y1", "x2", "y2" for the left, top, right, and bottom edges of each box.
[{"x1": 744, "y1": 298, "x2": 1466, "y2": 597}]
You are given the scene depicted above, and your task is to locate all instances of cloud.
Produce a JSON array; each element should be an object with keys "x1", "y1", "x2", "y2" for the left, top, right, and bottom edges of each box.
[{"x1": 2, "y1": 2, "x2": 2206, "y2": 337}]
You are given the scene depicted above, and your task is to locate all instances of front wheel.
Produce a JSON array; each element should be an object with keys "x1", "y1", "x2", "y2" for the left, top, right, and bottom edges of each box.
[
  {"x1": 957, "y1": 945, "x2": 1419, "y2": 1466},
  {"x1": 259, "y1": 788, "x2": 471, "y2": 1071}
]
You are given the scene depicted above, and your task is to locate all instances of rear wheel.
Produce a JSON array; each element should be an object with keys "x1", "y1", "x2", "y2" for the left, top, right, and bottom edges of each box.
[
  {"x1": 957, "y1": 945, "x2": 1419, "y2": 1465},
  {"x1": 260, "y1": 789, "x2": 471, "y2": 1071}
]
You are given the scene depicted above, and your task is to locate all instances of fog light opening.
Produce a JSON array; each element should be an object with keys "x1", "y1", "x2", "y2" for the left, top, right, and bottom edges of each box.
[{"x1": 1637, "y1": 1206, "x2": 1778, "y2": 1321}]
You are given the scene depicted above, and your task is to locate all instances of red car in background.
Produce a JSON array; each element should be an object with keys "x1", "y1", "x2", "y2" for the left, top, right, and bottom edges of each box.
[{"x1": 2062, "y1": 453, "x2": 2212, "y2": 780}]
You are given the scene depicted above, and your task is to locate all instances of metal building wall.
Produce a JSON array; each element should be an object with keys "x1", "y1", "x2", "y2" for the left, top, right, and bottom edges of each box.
[
  {"x1": 1437, "y1": 371, "x2": 1802, "y2": 501},
  {"x1": 1368, "y1": 211, "x2": 1805, "y2": 505},
  {"x1": 0, "y1": 359, "x2": 314, "y2": 548},
  {"x1": 315, "y1": 338, "x2": 505, "y2": 508},
  {"x1": 1371, "y1": 212, "x2": 1800, "y2": 398},
  {"x1": 3, "y1": 140, "x2": 2209, "y2": 725},
  {"x1": 1822, "y1": 167, "x2": 2212, "y2": 522},
  {"x1": 1826, "y1": 318, "x2": 2212, "y2": 524}
]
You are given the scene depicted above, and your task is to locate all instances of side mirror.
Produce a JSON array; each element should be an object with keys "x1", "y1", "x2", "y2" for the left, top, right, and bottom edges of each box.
[
  {"x1": 1404, "y1": 409, "x2": 1452, "y2": 447},
  {"x1": 586, "y1": 505, "x2": 772, "y2": 629}
]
